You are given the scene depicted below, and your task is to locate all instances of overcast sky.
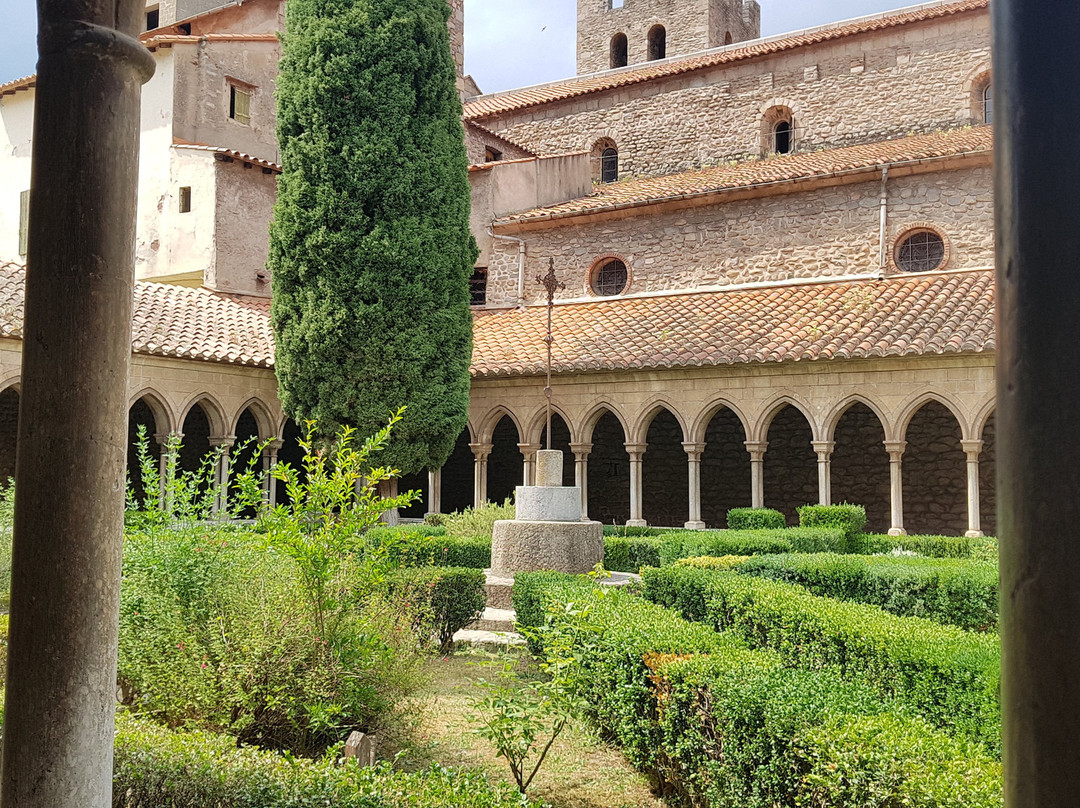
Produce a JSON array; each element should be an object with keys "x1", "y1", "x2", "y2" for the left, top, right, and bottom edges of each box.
[{"x1": 2, "y1": 0, "x2": 913, "y2": 91}]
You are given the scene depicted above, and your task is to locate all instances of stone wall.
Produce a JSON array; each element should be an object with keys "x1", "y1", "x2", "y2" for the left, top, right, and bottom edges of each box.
[
  {"x1": 440, "y1": 429, "x2": 475, "y2": 514},
  {"x1": 642, "y1": 410, "x2": 689, "y2": 526},
  {"x1": 763, "y1": 405, "x2": 818, "y2": 525},
  {"x1": 487, "y1": 416, "x2": 522, "y2": 504},
  {"x1": 587, "y1": 411, "x2": 630, "y2": 524},
  {"x1": 979, "y1": 412, "x2": 995, "y2": 536},
  {"x1": 831, "y1": 402, "x2": 891, "y2": 533},
  {"x1": 480, "y1": 10, "x2": 990, "y2": 179},
  {"x1": 577, "y1": 0, "x2": 760, "y2": 75},
  {"x1": 700, "y1": 407, "x2": 751, "y2": 528},
  {"x1": 902, "y1": 400, "x2": 967, "y2": 536},
  {"x1": 487, "y1": 164, "x2": 993, "y2": 307},
  {"x1": 0, "y1": 388, "x2": 18, "y2": 483}
]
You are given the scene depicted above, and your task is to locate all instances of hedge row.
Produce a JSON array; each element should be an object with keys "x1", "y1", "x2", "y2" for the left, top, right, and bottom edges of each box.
[
  {"x1": 736, "y1": 553, "x2": 999, "y2": 631},
  {"x1": 365, "y1": 528, "x2": 492, "y2": 569},
  {"x1": 796, "y1": 504, "x2": 867, "y2": 550},
  {"x1": 386, "y1": 567, "x2": 487, "y2": 652},
  {"x1": 112, "y1": 714, "x2": 538, "y2": 808},
  {"x1": 640, "y1": 566, "x2": 1001, "y2": 755},
  {"x1": 657, "y1": 527, "x2": 847, "y2": 565},
  {"x1": 854, "y1": 533, "x2": 984, "y2": 558},
  {"x1": 513, "y1": 573, "x2": 1002, "y2": 807}
]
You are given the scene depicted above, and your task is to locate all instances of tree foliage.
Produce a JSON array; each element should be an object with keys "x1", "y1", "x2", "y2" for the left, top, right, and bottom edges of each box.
[{"x1": 270, "y1": 0, "x2": 477, "y2": 474}]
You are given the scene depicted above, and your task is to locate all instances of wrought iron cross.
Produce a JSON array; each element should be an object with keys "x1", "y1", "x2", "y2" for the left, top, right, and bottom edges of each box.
[{"x1": 537, "y1": 257, "x2": 565, "y2": 451}]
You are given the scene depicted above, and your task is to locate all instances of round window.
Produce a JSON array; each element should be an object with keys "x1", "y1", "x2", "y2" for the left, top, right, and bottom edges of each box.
[
  {"x1": 896, "y1": 230, "x2": 946, "y2": 273},
  {"x1": 591, "y1": 259, "x2": 628, "y2": 296}
]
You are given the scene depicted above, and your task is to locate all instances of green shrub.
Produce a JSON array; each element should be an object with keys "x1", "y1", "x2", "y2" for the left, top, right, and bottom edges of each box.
[
  {"x1": 513, "y1": 572, "x2": 1001, "y2": 806},
  {"x1": 366, "y1": 524, "x2": 448, "y2": 542},
  {"x1": 602, "y1": 524, "x2": 676, "y2": 537},
  {"x1": 389, "y1": 566, "x2": 486, "y2": 653},
  {"x1": 369, "y1": 529, "x2": 491, "y2": 569},
  {"x1": 726, "y1": 507, "x2": 785, "y2": 530},
  {"x1": 443, "y1": 499, "x2": 515, "y2": 539},
  {"x1": 701, "y1": 572, "x2": 1001, "y2": 755},
  {"x1": 854, "y1": 533, "x2": 975, "y2": 558},
  {"x1": 657, "y1": 527, "x2": 845, "y2": 565},
  {"x1": 737, "y1": 553, "x2": 999, "y2": 631},
  {"x1": 797, "y1": 503, "x2": 867, "y2": 551},
  {"x1": 674, "y1": 555, "x2": 748, "y2": 570},
  {"x1": 602, "y1": 536, "x2": 663, "y2": 572},
  {"x1": 113, "y1": 714, "x2": 539, "y2": 807}
]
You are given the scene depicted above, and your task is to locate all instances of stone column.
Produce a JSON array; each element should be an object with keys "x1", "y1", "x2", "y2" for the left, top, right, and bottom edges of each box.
[
  {"x1": 884, "y1": 441, "x2": 907, "y2": 536},
  {"x1": 812, "y1": 441, "x2": 835, "y2": 506},
  {"x1": 263, "y1": 439, "x2": 282, "y2": 509},
  {"x1": 0, "y1": 1, "x2": 155, "y2": 802},
  {"x1": 427, "y1": 467, "x2": 442, "y2": 517},
  {"x1": 961, "y1": 439, "x2": 984, "y2": 538},
  {"x1": 470, "y1": 442, "x2": 492, "y2": 509},
  {"x1": 155, "y1": 432, "x2": 176, "y2": 511},
  {"x1": 625, "y1": 442, "x2": 647, "y2": 527},
  {"x1": 570, "y1": 442, "x2": 592, "y2": 517},
  {"x1": 518, "y1": 442, "x2": 541, "y2": 487},
  {"x1": 683, "y1": 442, "x2": 707, "y2": 530},
  {"x1": 745, "y1": 441, "x2": 768, "y2": 509},
  {"x1": 209, "y1": 436, "x2": 234, "y2": 515}
]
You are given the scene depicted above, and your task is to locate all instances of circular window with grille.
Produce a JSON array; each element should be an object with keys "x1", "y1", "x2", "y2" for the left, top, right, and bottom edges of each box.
[
  {"x1": 895, "y1": 229, "x2": 947, "y2": 273},
  {"x1": 590, "y1": 258, "x2": 629, "y2": 296}
]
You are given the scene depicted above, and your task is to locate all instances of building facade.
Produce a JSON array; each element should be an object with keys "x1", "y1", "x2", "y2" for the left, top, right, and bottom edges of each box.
[{"x1": 0, "y1": 0, "x2": 997, "y2": 535}]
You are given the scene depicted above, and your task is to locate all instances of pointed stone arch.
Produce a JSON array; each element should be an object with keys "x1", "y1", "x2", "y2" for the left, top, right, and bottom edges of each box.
[
  {"x1": 752, "y1": 394, "x2": 819, "y2": 443},
  {"x1": 478, "y1": 405, "x2": 525, "y2": 445},
  {"x1": 762, "y1": 401, "x2": 818, "y2": 524},
  {"x1": 895, "y1": 390, "x2": 969, "y2": 444},
  {"x1": 580, "y1": 401, "x2": 631, "y2": 444},
  {"x1": 231, "y1": 397, "x2": 274, "y2": 441},
  {"x1": 830, "y1": 398, "x2": 891, "y2": 532},
  {"x1": 631, "y1": 398, "x2": 690, "y2": 445},
  {"x1": 902, "y1": 398, "x2": 968, "y2": 535},
  {"x1": 586, "y1": 406, "x2": 630, "y2": 525},
  {"x1": 690, "y1": 396, "x2": 751, "y2": 445},
  {"x1": 524, "y1": 402, "x2": 577, "y2": 446}
]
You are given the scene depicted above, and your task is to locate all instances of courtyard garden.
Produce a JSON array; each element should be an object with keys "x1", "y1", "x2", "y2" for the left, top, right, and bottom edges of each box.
[{"x1": 0, "y1": 421, "x2": 1005, "y2": 807}]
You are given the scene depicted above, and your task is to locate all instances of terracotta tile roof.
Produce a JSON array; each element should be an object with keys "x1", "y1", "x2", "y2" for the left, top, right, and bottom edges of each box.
[
  {"x1": 465, "y1": 120, "x2": 538, "y2": 159},
  {"x1": 0, "y1": 75, "x2": 36, "y2": 98},
  {"x1": 0, "y1": 262, "x2": 275, "y2": 368},
  {"x1": 173, "y1": 142, "x2": 282, "y2": 173},
  {"x1": 497, "y1": 126, "x2": 993, "y2": 225},
  {"x1": 470, "y1": 270, "x2": 995, "y2": 377},
  {"x1": 463, "y1": 0, "x2": 987, "y2": 120},
  {"x1": 142, "y1": 32, "x2": 279, "y2": 50}
]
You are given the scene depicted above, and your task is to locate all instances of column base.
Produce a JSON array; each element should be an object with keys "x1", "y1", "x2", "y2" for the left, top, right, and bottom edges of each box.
[
  {"x1": 888, "y1": 527, "x2": 907, "y2": 537},
  {"x1": 625, "y1": 520, "x2": 647, "y2": 528},
  {"x1": 965, "y1": 530, "x2": 985, "y2": 538},
  {"x1": 683, "y1": 521, "x2": 707, "y2": 531}
]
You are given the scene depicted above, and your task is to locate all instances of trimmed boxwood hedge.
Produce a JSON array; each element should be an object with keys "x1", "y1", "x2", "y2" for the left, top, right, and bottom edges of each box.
[
  {"x1": 112, "y1": 713, "x2": 538, "y2": 807},
  {"x1": 796, "y1": 504, "x2": 866, "y2": 551},
  {"x1": 853, "y1": 533, "x2": 980, "y2": 558},
  {"x1": 366, "y1": 528, "x2": 492, "y2": 569},
  {"x1": 602, "y1": 536, "x2": 663, "y2": 572},
  {"x1": 726, "y1": 507, "x2": 785, "y2": 530},
  {"x1": 514, "y1": 572, "x2": 1002, "y2": 807},
  {"x1": 736, "y1": 553, "x2": 998, "y2": 631},
  {"x1": 641, "y1": 566, "x2": 1001, "y2": 756},
  {"x1": 657, "y1": 528, "x2": 846, "y2": 566},
  {"x1": 387, "y1": 566, "x2": 487, "y2": 652}
]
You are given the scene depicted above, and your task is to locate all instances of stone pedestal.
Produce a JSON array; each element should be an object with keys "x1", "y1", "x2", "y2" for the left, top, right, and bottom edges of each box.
[{"x1": 490, "y1": 449, "x2": 603, "y2": 575}]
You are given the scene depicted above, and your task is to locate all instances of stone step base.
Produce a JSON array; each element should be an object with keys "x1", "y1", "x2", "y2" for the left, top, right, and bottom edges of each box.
[
  {"x1": 485, "y1": 570, "x2": 515, "y2": 609},
  {"x1": 469, "y1": 606, "x2": 516, "y2": 633},
  {"x1": 452, "y1": 628, "x2": 525, "y2": 650}
]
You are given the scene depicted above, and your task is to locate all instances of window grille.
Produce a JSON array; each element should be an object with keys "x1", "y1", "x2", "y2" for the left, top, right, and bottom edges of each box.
[
  {"x1": 982, "y1": 84, "x2": 993, "y2": 124},
  {"x1": 591, "y1": 259, "x2": 628, "y2": 296},
  {"x1": 897, "y1": 230, "x2": 945, "y2": 273},
  {"x1": 601, "y1": 148, "x2": 618, "y2": 183},
  {"x1": 470, "y1": 268, "x2": 488, "y2": 306}
]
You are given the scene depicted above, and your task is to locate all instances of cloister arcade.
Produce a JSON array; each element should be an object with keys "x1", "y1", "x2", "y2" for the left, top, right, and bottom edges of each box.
[{"x1": 0, "y1": 363, "x2": 998, "y2": 537}]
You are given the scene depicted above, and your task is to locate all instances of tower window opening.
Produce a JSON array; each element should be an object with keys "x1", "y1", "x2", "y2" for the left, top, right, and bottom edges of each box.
[
  {"x1": 774, "y1": 120, "x2": 793, "y2": 154},
  {"x1": 470, "y1": 267, "x2": 488, "y2": 306},
  {"x1": 610, "y1": 0, "x2": 624, "y2": 8},
  {"x1": 611, "y1": 33, "x2": 628, "y2": 69},
  {"x1": 982, "y1": 83, "x2": 993, "y2": 124},
  {"x1": 648, "y1": 25, "x2": 666, "y2": 61},
  {"x1": 601, "y1": 148, "x2": 619, "y2": 183}
]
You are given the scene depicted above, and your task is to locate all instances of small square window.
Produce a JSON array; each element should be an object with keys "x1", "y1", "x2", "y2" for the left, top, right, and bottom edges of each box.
[
  {"x1": 229, "y1": 84, "x2": 252, "y2": 126},
  {"x1": 179, "y1": 186, "x2": 192, "y2": 213},
  {"x1": 146, "y1": 8, "x2": 159, "y2": 30},
  {"x1": 470, "y1": 268, "x2": 488, "y2": 306},
  {"x1": 484, "y1": 147, "x2": 502, "y2": 163}
]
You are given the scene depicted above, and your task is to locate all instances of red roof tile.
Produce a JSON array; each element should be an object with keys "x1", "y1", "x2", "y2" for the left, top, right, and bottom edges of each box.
[
  {"x1": 173, "y1": 142, "x2": 282, "y2": 173},
  {"x1": 0, "y1": 75, "x2": 36, "y2": 98},
  {"x1": 470, "y1": 270, "x2": 995, "y2": 377},
  {"x1": 497, "y1": 127, "x2": 993, "y2": 224},
  {"x1": 464, "y1": 0, "x2": 987, "y2": 120},
  {"x1": 0, "y1": 262, "x2": 274, "y2": 368},
  {"x1": 465, "y1": 120, "x2": 538, "y2": 159}
]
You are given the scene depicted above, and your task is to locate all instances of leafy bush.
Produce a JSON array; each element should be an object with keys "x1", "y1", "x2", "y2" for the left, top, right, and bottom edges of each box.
[
  {"x1": 514, "y1": 573, "x2": 1001, "y2": 806},
  {"x1": 657, "y1": 527, "x2": 845, "y2": 565},
  {"x1": 737, "y1": 553, "x2": 999, "y2": 631},
  {"x1": 602, "y1": 524, "x2": 676, "y2": 537},
  {"x1": 389, "y1": 566, "x2": 486, "y2": 653},
  {"x1": 443, "y1": 499, "x2": 515, "y2": 539},
  {"x1": 700, "y1": 572, "x2": 1002, "y2": 755},
  {"x1": 369, "y1": 529, "x2": 491, "y2": 569},
  {"x1": 113, "y1": 713, "x2": 541, "y2": 808},
  {"x1": 854, "y1": 533, "x2": 976, "y2": 558},
  {"x1": 602, "y1": 536, "x2": 663, "y2": 572},
  {"x1": 674, "y1": 555, "x2": 748, "y2": 570},
  {"x1": 797, "y1": 503, "x2": 867, "y2": 551},
  {"x1": 726, "y1": 507, "x2": 785, "y2": 530}
]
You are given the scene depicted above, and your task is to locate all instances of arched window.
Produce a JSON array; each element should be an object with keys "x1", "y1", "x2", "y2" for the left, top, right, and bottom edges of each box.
[
  {"x1": 724, "y1": 31, "x2": 733, "y2": 45},
  {"x1": 896, "y1": 229, "x2": 946, "y2": 273},
  {"x1": 774, "y1": 120, "x2": 793, "y2": 154},
  {"x1": 982, "y1": 83, "x2": 993, "y2": 124},
  {"x1": 648, "y1": 25, "x2": 666, "y2": 61},
  {"x1": 601, "y1": 147, "x2": 618, "y2": 183},
  {"x1": 590, "y1": 258, "x2": 629, "y2": 296},
  {"x1": 610, "y1": 33, "x2": 628, "y2": 68}
]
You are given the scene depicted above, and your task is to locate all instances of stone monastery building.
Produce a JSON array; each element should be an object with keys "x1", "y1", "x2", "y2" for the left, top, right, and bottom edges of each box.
[{"x1": 0, "y1": 0, "x2": 995, "y2": 536}]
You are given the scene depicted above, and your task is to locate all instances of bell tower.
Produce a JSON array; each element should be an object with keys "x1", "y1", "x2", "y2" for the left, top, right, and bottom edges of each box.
[{"x1": 577, "y1": 0, "x2": 761, "y2": 76}]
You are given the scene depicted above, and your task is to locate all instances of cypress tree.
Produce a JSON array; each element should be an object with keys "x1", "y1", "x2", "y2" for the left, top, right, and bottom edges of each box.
[{"x1": 269, "y1": 0, "x2": 476, "y2": 474}]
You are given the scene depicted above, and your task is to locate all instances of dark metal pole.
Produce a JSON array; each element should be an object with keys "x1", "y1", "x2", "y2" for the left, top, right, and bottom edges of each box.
[
  {"x1": 537, "y1": 258, "x2": 564, "y2": 452},
  {"x1": 0, "y1": 1, "x2": 153, "y2": 805},
  {"x1": 993, "y1": 3, "x2": 1080, "y2": 805}
]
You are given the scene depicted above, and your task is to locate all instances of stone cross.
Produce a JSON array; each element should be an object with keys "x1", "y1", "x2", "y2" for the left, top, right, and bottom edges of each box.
[{"x1": 536, "y1": 258, "x2": 565, "y2": 451}]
